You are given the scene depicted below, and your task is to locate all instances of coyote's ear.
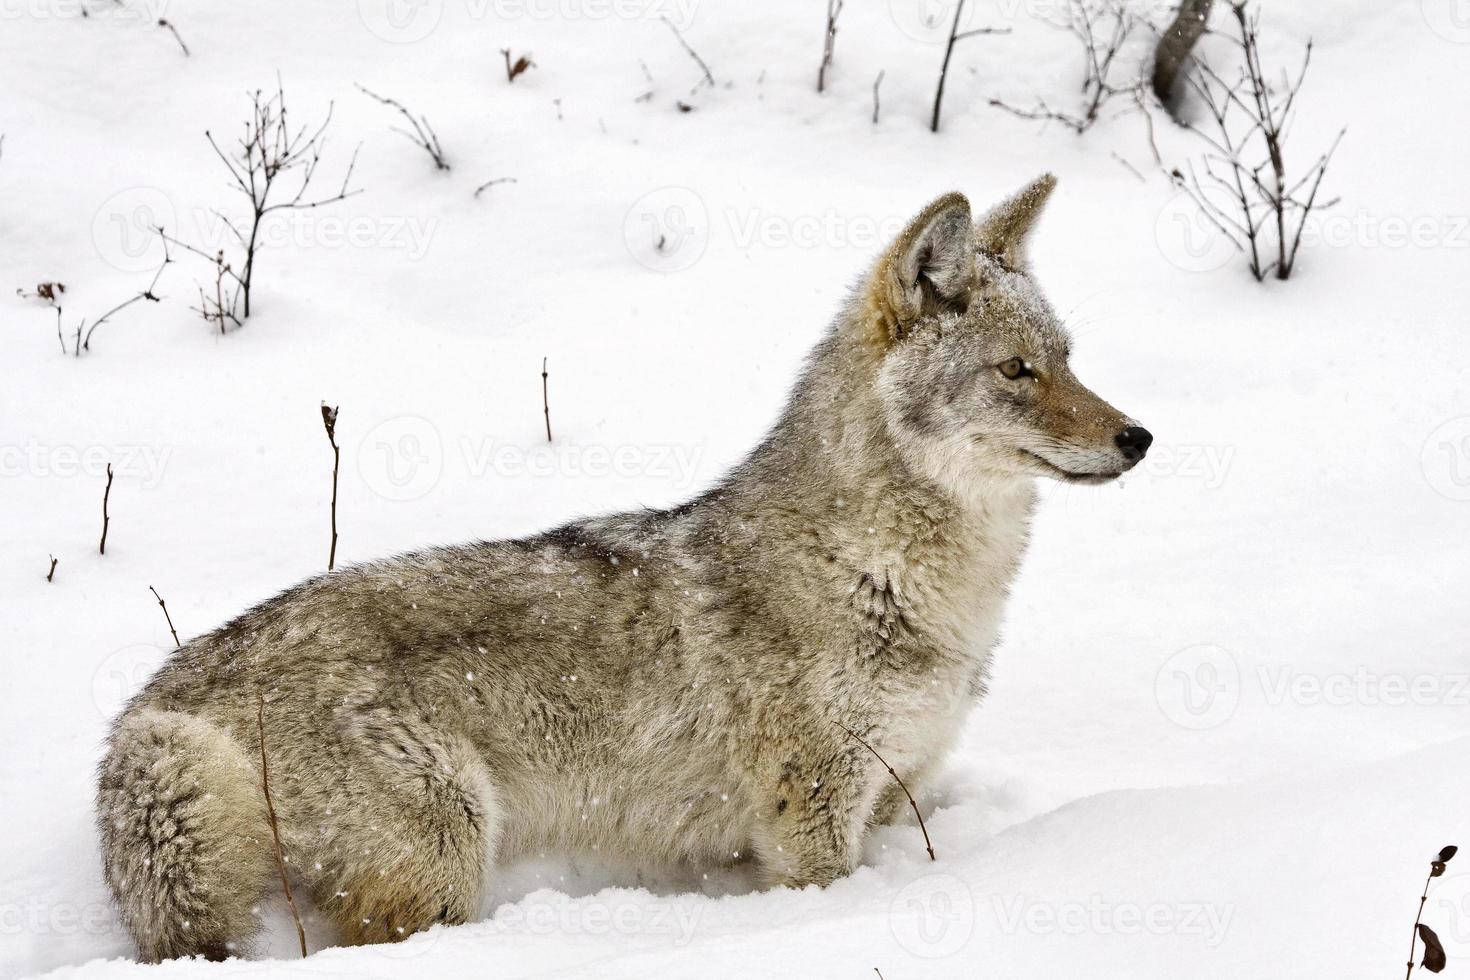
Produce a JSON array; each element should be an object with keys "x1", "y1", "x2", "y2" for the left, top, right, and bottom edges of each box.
[
  {"x1": 974, "y1": 173, "x2": 1056, "y2": 272},
  {"x1": 869, "y1": 192, "x2": 974, "y2": 341}
]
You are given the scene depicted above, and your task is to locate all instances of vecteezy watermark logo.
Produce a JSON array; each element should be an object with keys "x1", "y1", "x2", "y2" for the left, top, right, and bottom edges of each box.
[
  {"x1": 1155, "y1": 644, "x2": 1240, "y2": 730},
  {"x1": 888, "y1": 0, "x2": 979, "y2": 43},
  {"x1": 889, "y1": 873, "x2": 975, "y2": 958},
  {"x1": 990, "y1": 894, "x2": 1234, "y2": 946},
  {"x1": 93, "y1": 186, "x2": 177, "y2": 273},
  {"x1": 93, "y1": 643, "x2": 169, "y2": 717},
  {"x1": 1421, "y1": 417, "x2": 1470, "y2": 502},
  {"x1": 1154, "y1": 188, "x2": 1237, "y2": 274},
  {"x1": 1428, "y1": 873, "x2": 1470, "y2": 957},
  {"x1": 1423, "y1": 0, "x2": 1470, "y2": 42},
  {"x1": 358, "y1": 0, "x2": 444, "y2": 42},
  {"x1": 623, "y1": 187, "x2": 709, "y2": 273},
  {"x1": 2, "y1": 0, "x2": 171, "y2": 20},
  {"x1": 358, "y1": 416, "x2": 444, "y2": 502}
]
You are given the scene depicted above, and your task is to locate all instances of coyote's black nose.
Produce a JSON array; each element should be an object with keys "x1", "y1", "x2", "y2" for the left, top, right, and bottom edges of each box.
[{"x1": 1115, "y1": 425, "x2": 1153, "y2": 462}]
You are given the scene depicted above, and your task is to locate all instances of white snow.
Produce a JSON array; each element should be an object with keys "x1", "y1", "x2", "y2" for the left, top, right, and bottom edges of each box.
[{"x1": 3, "y1": 0, "x2": 1469, "y2": 978}]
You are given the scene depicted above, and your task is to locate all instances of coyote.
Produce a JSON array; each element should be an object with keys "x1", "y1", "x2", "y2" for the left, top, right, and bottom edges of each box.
[{"x1": 97, "y1": 176, "x2": 1151, "y2": 961}]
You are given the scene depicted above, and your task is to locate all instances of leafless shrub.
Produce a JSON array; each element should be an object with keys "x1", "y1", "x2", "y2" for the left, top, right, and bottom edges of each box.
[
  {"x1": 356, "y1": 83, "x2": 449, "y2": 171},
  {"x1": 930, "y1": 0, "x2": 1010, "y2": 133},
  {"x1": 164, "y1": 77, "x2": 361, "y2": 326},
  {"x1": 989, "y1": 0, "x2": 1144, "y2": 134},
  {"x1": 1169, "y1": 2, "x2": 1344, "y2": 281}
]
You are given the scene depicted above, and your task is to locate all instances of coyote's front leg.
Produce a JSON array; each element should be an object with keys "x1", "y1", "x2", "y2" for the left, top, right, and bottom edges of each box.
[{"x1": 750, "y1": 733, "x2": 878, "y2": 888}]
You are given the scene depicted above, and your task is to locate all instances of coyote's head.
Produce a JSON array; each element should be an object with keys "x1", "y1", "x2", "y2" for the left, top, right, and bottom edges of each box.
[{"x1": 861, "y1": 175, "x2": 1151, "y2": 494}]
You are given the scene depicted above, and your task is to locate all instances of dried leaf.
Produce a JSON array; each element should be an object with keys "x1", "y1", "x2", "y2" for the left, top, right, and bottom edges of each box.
[
  {"x1": 1418, "y1": 923, "x2": 1447, "y2": 973},
  {"x1": 1439, "y1": 845, "x2": 1458, "y2": 864}
]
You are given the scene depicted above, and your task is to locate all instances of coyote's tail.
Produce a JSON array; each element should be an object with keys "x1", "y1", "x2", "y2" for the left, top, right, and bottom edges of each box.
[{"x1": 97, "y1": 709, "x2": 276, "y2": 962}]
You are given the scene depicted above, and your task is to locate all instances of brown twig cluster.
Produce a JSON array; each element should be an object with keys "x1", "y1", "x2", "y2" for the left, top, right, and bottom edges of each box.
[
  {"x1": 989, "y1": 0, "x2": 1144, "y2": 134},
  {"x1": 834, "y1": 722, "x2": 935, "y2": 861},
  {"x1": 1169, "y1": 2, "x2": 1344, "y2": 281},
  {"x1": 931, "y1": 0, "x2": 1010, "y2": 133},
  {"x1": 501, "y1": 49, "x2": 535, "y2": 83},
  {"x1": 164, "y1": 77, "x2": 361, "y2": 328},
  {"x1": 356, "y1": 84, "x2": 449, "y2": 171}
]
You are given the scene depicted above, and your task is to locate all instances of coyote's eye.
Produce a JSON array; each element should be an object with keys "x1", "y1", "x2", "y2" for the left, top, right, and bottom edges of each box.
[{"x1": 997, "y1": 357, "x2": 1033, "y2": 380}]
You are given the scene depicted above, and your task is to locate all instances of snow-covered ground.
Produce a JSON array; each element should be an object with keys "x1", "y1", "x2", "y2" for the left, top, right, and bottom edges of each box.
[{"x1": 3, "y1": 0, "x2": 1468, "y2": 977}]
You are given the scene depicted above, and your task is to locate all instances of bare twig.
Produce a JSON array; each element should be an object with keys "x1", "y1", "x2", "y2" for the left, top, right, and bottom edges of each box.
[
  {"x1": 834, "y1": 722, "x2": 935, "y2": 861},
  {"x1": 931, "y1": 0, "x2": 1009, "y2": 133},
  {"x1": 660, "y1": 15, "x2": 715, "y2": 90},
  {"x1": 473, "y1": 177, "x2": 517, "y2": 199},
  {"x1": 99, "y1": 463, "x2": 113, "y2": 555},
  {"x1": 257, "y1": 695, "x2": 308, "y2": 958},
  {"x1": 541, "y1": 358, "x2": 552, "y2": 442},
  {"x1": 355, "y1": 84, "x2": 449, "y2": 171},
  {"x1": 149, "y1": 586, "x2": 181, "y2": 650},
  {"x1": 157, "y1": 18, "x2": 189, "y2": 55},
  {"x1": 321, "y1": 404, "x2": 339, "y2": 571},
  {"x1": 872, "y1": 69, "x2": 885, "y2": 124},
  {"x1": 77, "y1": 234, "x2": 172, "y2": 353},
  {"x1": 818, "y1": 0, "x2": 844, "y2": 94},
  {"x1": 47, "y1": 555, "x2": 58, "y2": 583}
]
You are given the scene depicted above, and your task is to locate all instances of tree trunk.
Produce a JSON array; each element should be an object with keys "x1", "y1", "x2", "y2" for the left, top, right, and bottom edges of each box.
[{"x1": 1151, "y1": 0, "x2": 1213, "y2": 110}]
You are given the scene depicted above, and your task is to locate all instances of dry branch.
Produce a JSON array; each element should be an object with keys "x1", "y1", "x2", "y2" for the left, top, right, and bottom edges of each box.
[
  {"x1": 817, "y1": 0, "x2": 844, "y2": 94},
  {"x1": 321, "y1": 404, "x2": 340, "y2": 570},
  {"x1": 99, "y1": 463, "x2": 113, "y2": 555},
  {"x1": 660, "y1": 15, "x2": 714, "y2": 92},
  {"x1": 834, "y1": 722, "x2": 935, "y2": 861},
  {"x1": 47, "y1": 555, "x2": 58, "y2": 583},
  {"x1": 257, "y1": 695, "x2": 308, "y2": 958},
  {"x1": 473, "y1": 176, "x2": 517, "y2": 199},
  {"x1": 149, "y1": 586, "x2": 181, "y2": 650},
  {"x1": 356, "y1": 83, "x2": 449, "y2": 171},
  {"x1": 931, "y1": 0, "x2": 1009, "y2": 133},
  {"x1": 541, "y1": 358, "x2": 552, "y2": 443},
  {"x1": 157, "y1": 17, "x2": 189, "y2": 56}
]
